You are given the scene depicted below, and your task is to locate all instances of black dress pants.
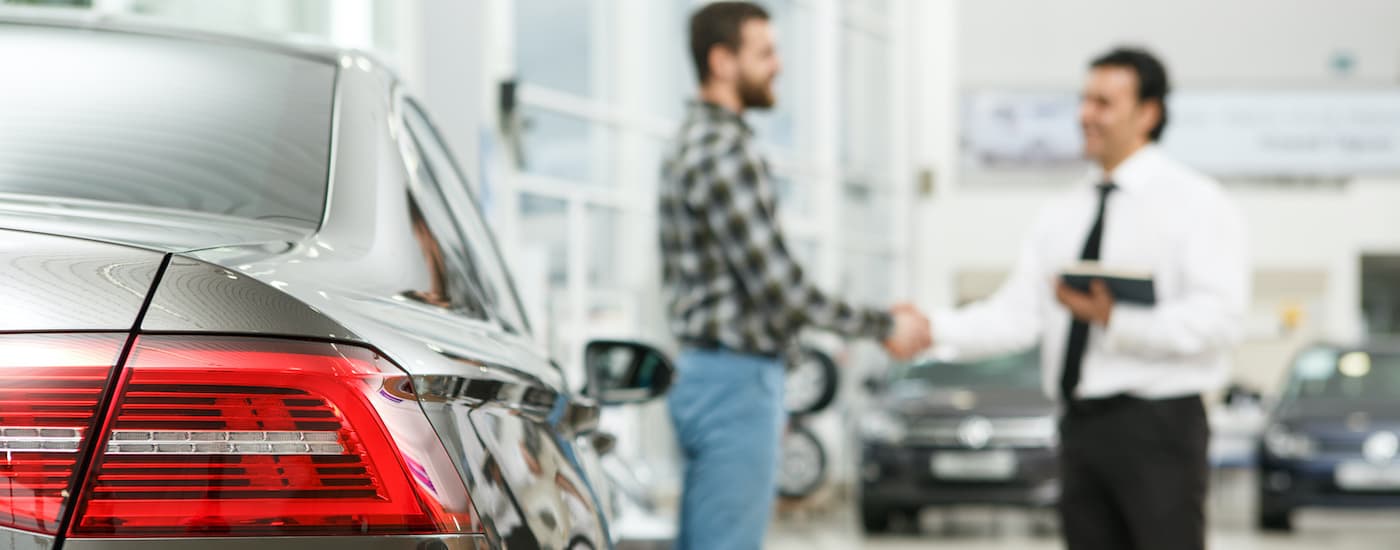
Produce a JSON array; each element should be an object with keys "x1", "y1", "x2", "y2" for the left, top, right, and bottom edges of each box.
[{"x1": 1058, "y1": 394, "x2": 1210, "y2": 550}]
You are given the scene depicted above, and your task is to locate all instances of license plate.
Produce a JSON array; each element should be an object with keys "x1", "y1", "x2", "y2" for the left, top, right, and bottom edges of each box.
[
  {"x1": 1336, "y1": 461, "x2": 1400, "y2": 491},
  {"x1": 931, "y1": 450, "x2": 1017, "y2": 481}
]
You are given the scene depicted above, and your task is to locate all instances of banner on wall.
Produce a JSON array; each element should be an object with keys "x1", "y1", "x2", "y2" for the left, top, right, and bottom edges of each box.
[{"x1": 961, "y1": 90, "x2": 1400, "y2": 177}]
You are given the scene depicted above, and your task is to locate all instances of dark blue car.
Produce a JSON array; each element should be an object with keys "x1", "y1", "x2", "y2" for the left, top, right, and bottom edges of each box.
[{"x1": 1257, "y1": 343, "x2": 1400, "y2": 531}]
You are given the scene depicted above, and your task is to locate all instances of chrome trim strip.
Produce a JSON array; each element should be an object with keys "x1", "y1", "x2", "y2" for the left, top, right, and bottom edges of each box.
[
  {"x1": 62, "y1": 534, "x2": 490, "y2": 550},
  {"x1": 0, "y1": 524, "x2": 54, "y2": 550}
]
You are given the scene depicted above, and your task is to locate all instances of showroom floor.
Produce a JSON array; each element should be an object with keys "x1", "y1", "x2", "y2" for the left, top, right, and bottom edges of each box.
[{"x1": 766, "y1": 470, "x2": 1400, "y2": 549}]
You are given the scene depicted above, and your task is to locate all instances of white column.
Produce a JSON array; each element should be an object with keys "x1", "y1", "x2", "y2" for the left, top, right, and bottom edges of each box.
[
  {"x1": 414, "y1": 0, "x2": 486, "y2": 185},
  {"x1": 615, "y1": 0, "x2": 660, "y2": 338},
  {"x1": 888, "y1": 0, "x2": 914, "y2": 300},
  {"x1": 480, "y1": 0, "x2": 519, "y2": 247},
  {"x1": 811, "y1": 0, "x2": 842, "y2": 289},
  {"x1": 1326, "y1": 248, "x2": 1365, "y2": 344},
  {"x1": 566, "y1": 196, "x2": 589, "y2": 375},
  {"x1": 910, "y1": 0, "x2": 961, "y2": 310},
  {"x1": 388, "y1": 0, "x2": 427, "y2": 94},
  {"x1": 329, "y1": 0, "x2": 374, "y2": 51}
]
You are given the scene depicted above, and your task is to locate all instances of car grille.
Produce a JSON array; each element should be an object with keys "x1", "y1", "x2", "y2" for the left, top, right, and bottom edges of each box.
[
  {"x1": 1316, "y1": 436, "x2": 1364, "y2": 455},
  {"x1": 905, "y1": 417, "x2": 1056, "y2": 448}
]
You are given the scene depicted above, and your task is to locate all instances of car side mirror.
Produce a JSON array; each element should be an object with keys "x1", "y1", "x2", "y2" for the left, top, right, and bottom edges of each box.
[{"x1": 584, "y1": 340, "x2": 675, "y2": 406}]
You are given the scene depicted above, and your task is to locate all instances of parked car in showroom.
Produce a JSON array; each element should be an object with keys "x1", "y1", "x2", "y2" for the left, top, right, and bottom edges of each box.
[
  {"x1": 1257, "y1": 343, "x2": 1400, "y2": 532},
  {"x1": 858, "y1": 348, "x2": 1058, "y2": 533},
  {"x1": 0, "y1": 10, "x2": 672, "y2": 550}
]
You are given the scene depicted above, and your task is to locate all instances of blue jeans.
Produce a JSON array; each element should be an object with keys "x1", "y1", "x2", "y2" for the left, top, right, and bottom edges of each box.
[{"x1": 668, "y1": 348, "x2": 787, "y2": 550}]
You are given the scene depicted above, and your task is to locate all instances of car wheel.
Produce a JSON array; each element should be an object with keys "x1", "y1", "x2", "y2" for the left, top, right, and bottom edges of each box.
[
  {"x1": 777, "y1": 424, "x2": 827, "y2": 499},
  {"x1": 785, "y1": 347, "x2": 839, "y2": 415},
  {"x1": 1257, "y1": 506, "x2": 1293, "y2": 532},
  {"x1": 860, "y1": 502, "x2": 892, "y2": 534}
]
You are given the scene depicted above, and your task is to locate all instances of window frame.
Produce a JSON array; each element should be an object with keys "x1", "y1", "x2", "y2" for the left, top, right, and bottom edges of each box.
[{"x1": 403, "y1": 99, "x2": 535, "y2": 335}]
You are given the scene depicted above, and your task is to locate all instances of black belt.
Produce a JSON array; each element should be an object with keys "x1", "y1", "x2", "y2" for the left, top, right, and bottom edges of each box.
[
  {"x1": 678, "y1": 338, "x2": 781, "y2": 360},
  {"x1": 1065, "y1": 393, "x2": 1201, "y2": 417}
]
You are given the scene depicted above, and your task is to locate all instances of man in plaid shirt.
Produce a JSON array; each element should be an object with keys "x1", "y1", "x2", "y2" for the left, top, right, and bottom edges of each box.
[{"x1": 660, "y1": 4, "x2": 932, "y2": 548}]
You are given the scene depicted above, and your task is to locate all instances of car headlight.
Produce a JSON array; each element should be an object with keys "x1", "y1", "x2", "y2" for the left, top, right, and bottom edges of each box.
[
  {"x1": 860, "y1": 410, "x2": 907, "y2": 444},
  {"x1": 1264, "y1": 425, "x2": 1316, "y2": 459}
]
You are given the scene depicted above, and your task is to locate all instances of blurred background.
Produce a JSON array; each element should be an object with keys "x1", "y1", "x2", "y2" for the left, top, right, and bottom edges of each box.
[{"x1": 6, "y1": 0, "x2": 1399, "y2": 547}]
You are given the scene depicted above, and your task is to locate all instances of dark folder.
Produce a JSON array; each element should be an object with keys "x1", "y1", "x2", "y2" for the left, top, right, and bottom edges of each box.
[{"x1": 1060, "y1": 263, "x2": 1157, "y2": 306}]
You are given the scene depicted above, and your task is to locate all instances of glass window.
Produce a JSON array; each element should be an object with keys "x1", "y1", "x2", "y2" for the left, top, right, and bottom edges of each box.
[
  {"x1": 519, "y1": 194, "x2": 570, "y2": 287},
  {"x1": 790, "y1": 237, "x2": 820, "y2": 273},
  {"x1": 770, "y1": 170, "x2": 817, "y2": 220},
  {"x1": 842, "y1": 0, "x2": 892, "y2": 20},
  {"x1": 519, "y1": 106, "x2": 616, "y2": 185},
  {"x1": 842, "y1": 248, "x2": 895, "y2": 306},
  {"x1": 123, "y1": 0, "x2": 333, "y2": 37},
  {"x1": 746, "y1": 0, "x2": 812, "y2": 157},
  {"x1": 854, "y1": 0, "x2": 891, "y2": 14},
  {"x1": 641, "y1": 0, "x2": 692, "y2": 121},
  {"x1": 518, "y1": 193, "x2": 572, "y2": 356},
  {"x1": 840, "y1": 27, "x2": 894, "y2": 173},
  {"x1": 397, "y1": 138, "x2": 491, "y2": 320},
  {"x1": 586, "y1": 206, "x2": 622, "y2": 289},
  {"x1": 0, "y1": 26, "x2": 334, "y2": 230},
  {"x1": 514, "y1": 0, "x2": 604, "y2": 98},
  {"x1": 1362, "y1": 255, "x2": 1400, "y2": 336},
  {"x1": 405, "y1": 105, "x2": 532, "y2": 334},
  {"x1": 840, "y1": 175, "x2": 895, "y2": 241},
  {"x1": 3, "y1": 0, "x2": 91, "y2": 5}
]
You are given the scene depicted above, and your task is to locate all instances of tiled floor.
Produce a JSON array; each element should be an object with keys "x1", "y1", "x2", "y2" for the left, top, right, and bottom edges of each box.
[
  {"x1": 770, "y1": 509, "x2": 1400, "y2": 550},
  {"x1": 768, "y1": 470, "x2": 1400, "y2": 549}
]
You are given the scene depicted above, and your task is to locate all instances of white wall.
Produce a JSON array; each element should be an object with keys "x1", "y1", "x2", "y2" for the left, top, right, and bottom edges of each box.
[
  {"x1": 958, "y1": 0, "x2": 1400, "y2": 88},
  {"x1": 912, "y1": 0, "x2": 1400, "y2": 392}
]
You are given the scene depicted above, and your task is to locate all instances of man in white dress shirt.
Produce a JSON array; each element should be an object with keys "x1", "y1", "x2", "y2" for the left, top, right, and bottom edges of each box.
[{"x1": 931, "y1": 48, "x2": 1250, "y2": 550}]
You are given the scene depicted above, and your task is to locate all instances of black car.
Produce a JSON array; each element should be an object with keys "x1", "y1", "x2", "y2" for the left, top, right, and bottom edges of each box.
[
  {"x1": 0, "y1": 11, "x2": 674, "y2": 549},
  {"x1": 1258, "y1": 343, "x2": 1400, "y2": 531},
  {"x1": 859, "y1": 349, "x2": 1058, "y2": 533}
]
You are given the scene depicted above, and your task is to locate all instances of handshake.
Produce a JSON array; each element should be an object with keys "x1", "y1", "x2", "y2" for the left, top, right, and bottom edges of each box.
[{"x1": 882, "y1": 303, "x2": 933, "y2": 361}]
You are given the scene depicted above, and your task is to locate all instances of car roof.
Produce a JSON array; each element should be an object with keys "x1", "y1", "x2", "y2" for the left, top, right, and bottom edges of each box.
[
  {"x1": 1304, "y1": 340, "x2": 1400, "y2": 355},
  {"x1": 1359, "y1": 340, "x2": 1400, "y2": 354},
  {"x1": 0, "y1": 6, "x2": 359, "y2": 67}
]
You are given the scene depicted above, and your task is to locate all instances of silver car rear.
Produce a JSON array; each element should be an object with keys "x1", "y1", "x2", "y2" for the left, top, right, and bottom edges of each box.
[{"x1": 0, "y1": 11, "x2": 667, "y2": 550}]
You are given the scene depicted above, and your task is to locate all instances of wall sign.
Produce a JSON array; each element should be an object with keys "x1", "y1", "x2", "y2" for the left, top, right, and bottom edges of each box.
[{"x1": 962, "y1": 90, "x2": 1400, "y2": 177}]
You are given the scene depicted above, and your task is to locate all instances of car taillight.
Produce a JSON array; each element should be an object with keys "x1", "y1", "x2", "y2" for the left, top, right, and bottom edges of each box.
[
  {"x1": 68, "y1": 335, "x2": 479, "y2": 537},
  {"x1": 0, "y1": 334, "x2": 126, "y2": 535}
]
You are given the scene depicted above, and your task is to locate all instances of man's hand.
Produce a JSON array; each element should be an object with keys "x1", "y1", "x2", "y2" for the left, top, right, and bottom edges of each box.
[
  {"x1": 884, "y1": 303, "x2": 933, "y2": 361},
  {"x1": 1056, "y1": 279, "x2": 1115, "y2": 326}
]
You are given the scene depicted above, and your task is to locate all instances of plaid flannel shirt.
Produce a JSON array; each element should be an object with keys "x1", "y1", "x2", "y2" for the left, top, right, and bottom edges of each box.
[{"x1": 659, "y1": 102, "x2": 892, "y2": 357}]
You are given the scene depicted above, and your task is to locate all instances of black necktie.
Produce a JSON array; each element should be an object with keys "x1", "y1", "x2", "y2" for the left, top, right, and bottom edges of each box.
[{"x1": 1060, "y1": 182, "x2": 1117, "y2": 404}]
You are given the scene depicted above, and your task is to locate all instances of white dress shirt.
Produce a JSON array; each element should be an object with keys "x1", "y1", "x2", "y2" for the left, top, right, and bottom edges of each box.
[{"x1": 932, "y1": 145, "x2": 1251, "y2": 401}]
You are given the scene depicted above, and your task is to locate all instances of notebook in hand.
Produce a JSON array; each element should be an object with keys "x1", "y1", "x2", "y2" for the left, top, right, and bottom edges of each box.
[{"x1": 1060, "y1": 262, "x2": 1157, "y2": 306}]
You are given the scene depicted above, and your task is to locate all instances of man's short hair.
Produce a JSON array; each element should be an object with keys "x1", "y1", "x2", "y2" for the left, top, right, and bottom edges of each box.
[
  {"x1": 689, "y1": 2, "x2": 770, "y2": 84},
  {"x1": 1090, "y1": 47, "x2": 1171, "y2": 142}
]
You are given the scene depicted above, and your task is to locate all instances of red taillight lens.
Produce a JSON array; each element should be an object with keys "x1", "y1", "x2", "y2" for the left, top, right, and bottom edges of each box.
[
  {"x1": 0, "y1": 334, "x2": 126, "y2": 535},
  {"x1": 69, "y1": 336, "x2": 479, "y2": 537}
]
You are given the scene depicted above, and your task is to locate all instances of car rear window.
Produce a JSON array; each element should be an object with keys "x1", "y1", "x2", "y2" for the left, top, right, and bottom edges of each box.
[{"x1": 0, "y1": 25, "x2": 334, "y2": 229}]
